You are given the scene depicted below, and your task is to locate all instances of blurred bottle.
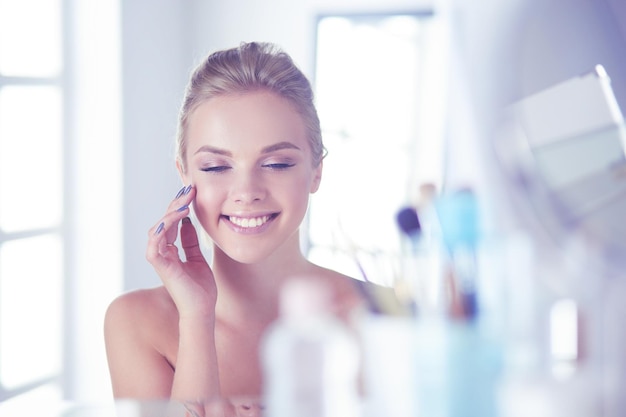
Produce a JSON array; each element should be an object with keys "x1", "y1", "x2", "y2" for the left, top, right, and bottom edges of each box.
[{"x1": 261, "y1": 278, "x2": 361, "y2": 417}]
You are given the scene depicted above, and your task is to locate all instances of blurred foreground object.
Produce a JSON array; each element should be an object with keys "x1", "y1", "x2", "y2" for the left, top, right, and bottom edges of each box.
[{"x1": 494, "y1": 65, "x2": 626, "y2": 267}]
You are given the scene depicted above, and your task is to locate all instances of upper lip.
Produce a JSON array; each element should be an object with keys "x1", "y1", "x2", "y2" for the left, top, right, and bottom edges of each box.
[{"x1": 224, "y1": 211, "x2": 278, "y2": 219}]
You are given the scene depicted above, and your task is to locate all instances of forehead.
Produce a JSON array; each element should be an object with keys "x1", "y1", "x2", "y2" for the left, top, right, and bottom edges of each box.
[{"x1": 186, "y1": 91, "x2": 309, "y2": 154}]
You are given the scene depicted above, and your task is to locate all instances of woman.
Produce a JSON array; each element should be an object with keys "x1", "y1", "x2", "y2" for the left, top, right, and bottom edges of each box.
[{"x1": 104, "y1": 42, "x2": 367, "y2": 411}]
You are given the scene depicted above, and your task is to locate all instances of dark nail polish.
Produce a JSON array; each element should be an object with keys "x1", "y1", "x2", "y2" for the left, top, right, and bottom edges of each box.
[
  {"x1": 176, "y1": 205, "x2": 189, "y2": 212},
  {"x1": 183, "y1": 184, "x2": 193, "y2": 195},
  {"x1": 175, "y1": 186, "x2": 186, "y2": 199},
  {"x1": 155, "y1": 222, "x2": 164, "y2": 235}
]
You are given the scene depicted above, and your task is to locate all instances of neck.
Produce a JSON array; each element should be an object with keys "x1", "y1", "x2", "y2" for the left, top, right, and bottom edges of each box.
[{"x1": 211, "y1": 233, "x2": 312, "y2": 324}]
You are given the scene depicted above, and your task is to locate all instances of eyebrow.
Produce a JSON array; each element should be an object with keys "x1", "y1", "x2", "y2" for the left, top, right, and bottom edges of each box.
[
  {"x1": 193, "y1": 141, "x2": 302, "y2": 156},
  {"x1": 261, "y1": 141, "x2": 302, "y2": 153},
  {"x1": 193, "y1": 145, "x2": 232, "y2": 156}
]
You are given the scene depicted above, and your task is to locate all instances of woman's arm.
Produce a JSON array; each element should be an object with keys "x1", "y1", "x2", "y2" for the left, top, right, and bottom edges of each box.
[
  {"x1": 156, "y1": 213, "x2": 221, "y2": 402},
  {"x1": 106, "y1": 186, "x2": 223, "y2": 403},
  {"x1": 172, "y1": 315, "x2": 219, "y2": 402}
]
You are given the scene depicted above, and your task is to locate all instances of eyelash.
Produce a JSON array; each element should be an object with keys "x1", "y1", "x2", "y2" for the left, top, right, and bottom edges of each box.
[
  {"x1": 200, "y1": 166, "x2": 231, "y2": 173},
  {"x1": 262, "y1": 162, "x2": 295, "y2": 170}
]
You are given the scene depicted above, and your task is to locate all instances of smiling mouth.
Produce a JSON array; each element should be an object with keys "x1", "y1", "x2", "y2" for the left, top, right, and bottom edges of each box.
[{"x1": 226, "y1": 213, "x2": 278, "y2": 228}]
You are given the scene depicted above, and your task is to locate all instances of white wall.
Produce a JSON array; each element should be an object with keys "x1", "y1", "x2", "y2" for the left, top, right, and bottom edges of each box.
[
  {"x1": 120, "y1": 0, "x2": 194, "y2": 291},
  {"x1": 507, "y1": 0, "x2": 626, "y2": 106}
]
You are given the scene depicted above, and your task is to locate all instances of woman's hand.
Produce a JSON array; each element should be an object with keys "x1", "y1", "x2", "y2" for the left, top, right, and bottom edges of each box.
[{"x1": 146, "y1": 185, "x2": 217, "y2": 319}]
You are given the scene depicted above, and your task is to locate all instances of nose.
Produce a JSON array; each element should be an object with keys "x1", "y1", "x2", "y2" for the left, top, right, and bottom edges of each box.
[{"x1": 230, "y1": 171, "x2": 266, "y2": 204}]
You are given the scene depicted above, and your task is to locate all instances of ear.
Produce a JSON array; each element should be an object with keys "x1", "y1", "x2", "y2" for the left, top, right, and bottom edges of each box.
[
  {"x1": 309, "y1": 161, "x2": 323, "y2": 193},
  {"x1": 176, "y1": 158, "x2": 190, "y2": 185}
]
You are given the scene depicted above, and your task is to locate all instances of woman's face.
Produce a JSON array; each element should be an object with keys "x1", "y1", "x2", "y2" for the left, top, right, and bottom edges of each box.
[{"x1": 179, "y1": 91, "x2": 322, "y2": 264}]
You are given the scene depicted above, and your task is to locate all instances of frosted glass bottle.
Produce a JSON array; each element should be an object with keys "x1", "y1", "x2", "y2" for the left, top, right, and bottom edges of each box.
[{"x1": 261, "y1": 278, "x2": 361, "y2": 417}]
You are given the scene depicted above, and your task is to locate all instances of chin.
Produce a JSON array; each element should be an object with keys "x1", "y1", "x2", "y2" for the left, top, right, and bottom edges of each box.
[{"x1": 216, "y1": 242, "x2": 279, "y2": 265}]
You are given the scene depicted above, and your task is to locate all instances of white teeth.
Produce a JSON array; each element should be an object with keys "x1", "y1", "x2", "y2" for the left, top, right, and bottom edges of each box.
[{"x1": 229, "y1": 215, "x2": 270, "y2": 228}]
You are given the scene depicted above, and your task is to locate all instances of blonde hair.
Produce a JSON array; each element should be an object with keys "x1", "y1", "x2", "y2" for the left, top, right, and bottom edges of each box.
[{"x1": 176, "y1": 42, "x2": 324, "y2": 171}]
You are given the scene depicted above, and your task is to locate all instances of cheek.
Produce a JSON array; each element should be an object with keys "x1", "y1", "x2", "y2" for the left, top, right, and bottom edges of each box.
[
  {"x1": 192, "y1": 187, "x2": 221, "y2": 229},
  {"x1": 283, "y1": 176, "x2": 314, "y2": 210}
]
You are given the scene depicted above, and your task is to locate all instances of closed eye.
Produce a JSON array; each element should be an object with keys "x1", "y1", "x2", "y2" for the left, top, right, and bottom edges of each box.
[
  {"x1": 200, "y1": 166, "x2": 231, "y2": 173},
  {"x1": 262, "y1": 163, "x2": 295, "y2": 170}
]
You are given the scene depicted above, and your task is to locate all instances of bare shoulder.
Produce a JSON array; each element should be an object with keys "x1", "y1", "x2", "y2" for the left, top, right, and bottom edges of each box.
[
  {"x1": 106, "y1": 286, "x2": 174, "y2": 321},
  {"x1": 307, "y1": 263, "x2": 398, "y2": 317},
  {"x1": 306, "y1": 264, "x2": 371, "y2": 317},
  {"x1": 104, "y1": 286, "x2": 178, "y2": 348}
]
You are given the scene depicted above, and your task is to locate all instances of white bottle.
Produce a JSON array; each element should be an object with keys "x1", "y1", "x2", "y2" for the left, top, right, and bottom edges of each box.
[{"x1": 261, "y1": 278, "x2": 361, "y2": 417}]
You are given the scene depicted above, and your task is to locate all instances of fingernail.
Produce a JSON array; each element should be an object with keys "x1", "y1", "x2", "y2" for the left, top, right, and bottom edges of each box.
[
  {"x1": 182, "y1": 217, "x2": 191, "y2": 224},
  {"x1": 174, "y1": 186, "x2": 186, "y2": 199},
  {"x1": 176, "y1": 204, "x2": 189, "y2": 212},
  {"x1": 155, "y1": 222, "x2": 165, "y2": 235},
  {"x1": 183, "y1": 184, "x2": 193, "y2": 195}
]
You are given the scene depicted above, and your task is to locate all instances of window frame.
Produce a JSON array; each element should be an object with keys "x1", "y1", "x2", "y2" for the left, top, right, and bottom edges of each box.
[{"x1": 0, "y1": 1, "x2": 69, "y2": 403}]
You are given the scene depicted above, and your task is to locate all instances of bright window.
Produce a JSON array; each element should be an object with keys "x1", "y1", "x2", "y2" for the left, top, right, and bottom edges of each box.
[
  {"x1": 0, "y1": 0, "x2": 123, "y2": 404},
  {"x1": 0, "y1": 235, "x2": 63, "y2": 389},
  {"x1": 0, "y1": 0, "x2": 62, "y2": 77},
  {"x1": 0, "y1": 86, "x2": 64, "y2": 231},
  {"x1": 0, "y1": 0, "x2": 64, "y2": 403},
  {"x1": 308, "y1": 12, "x2": 445, "y2": 287}
]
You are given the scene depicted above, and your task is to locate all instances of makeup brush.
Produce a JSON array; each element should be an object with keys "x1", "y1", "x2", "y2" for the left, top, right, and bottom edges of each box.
[
  {"x1": 395, "y1": 206, "x2": 423, "y2": 314},
  {"x1": 396, "y1": 207, "x2": 421, "y2": 239}
]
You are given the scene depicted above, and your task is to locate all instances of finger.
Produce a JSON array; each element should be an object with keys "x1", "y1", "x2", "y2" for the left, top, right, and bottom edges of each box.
[
  {"x1": 180, "y1": 217, "x2": 205, "y2": 262},
  {"x1": 146, "y1": 220, "x2": 179, "y2": 266},
  {"x1": 168, "y1": 184, "x2": 195, "y2": 213},
  {"x1": 146, "y1": 186, "x2": 196, "y2": 266},
  {"x1": 163, "y1": 186, "x2": 195, "y2": 244},
  {"x1": 149, "y1": 216, "x2": 179, "y2": 250},
  {"x1": 155, "y1": 186, "x2": 196, "y2": 246}
]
